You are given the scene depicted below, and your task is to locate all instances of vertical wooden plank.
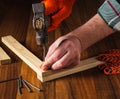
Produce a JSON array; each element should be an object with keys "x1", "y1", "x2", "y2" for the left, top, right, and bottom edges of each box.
[
  {"x1": 0, "y1": 47, "x2": 11, "y2": 65},
  {"x1": 2, "y1": 35, "x2": 43, "y2": 77}
]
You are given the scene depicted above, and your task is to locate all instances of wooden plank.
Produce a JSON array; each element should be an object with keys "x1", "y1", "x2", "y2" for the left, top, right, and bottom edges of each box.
[
  {"x1": 37, "y1": 57, "x2": 104, "y2": 82},
  {"x1": 2, "y1": 35, "x2": 104, "y2": 82},
  {"x1": 1, "y1": 35, "x2": 43, "y2": 76},
  {"x1": 0, "y1": 47, "x2": 11, "y2": 65}
]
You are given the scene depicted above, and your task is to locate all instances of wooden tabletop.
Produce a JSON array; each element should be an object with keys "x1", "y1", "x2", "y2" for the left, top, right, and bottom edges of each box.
[{"x1": 0, "y1": 0, "x2": 120, "y2": 99}]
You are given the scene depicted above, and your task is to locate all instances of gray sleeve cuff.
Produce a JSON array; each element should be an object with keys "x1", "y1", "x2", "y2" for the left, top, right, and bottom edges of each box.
[{"x1": 98, "y1": 0, "x2": 120, "y2": 31}]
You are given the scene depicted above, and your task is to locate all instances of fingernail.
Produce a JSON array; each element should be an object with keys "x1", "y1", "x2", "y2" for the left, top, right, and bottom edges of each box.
[
  {"x1": 40, "y1": 63, "x2": 49, "y2": 71},
  {"x1": 40, "y1": 64, "x2": 47, "y2": 70}
]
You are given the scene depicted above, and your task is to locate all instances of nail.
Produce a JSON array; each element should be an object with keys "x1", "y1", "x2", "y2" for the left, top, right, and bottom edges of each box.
[
  {"x1": 0, "y1": 77, "x2": 19, "y2": 83},
  {"x1": 22, "y1": 80, "x2": 32, "y2": 93},
  {"x1": 19, "y1": 76, "x2": 23, "y2": 88},
  {"x1": 23, "y1": 80, "x2": 44, "y2": 92},
  {"x1": 18, "y1": 79, "x2": 22, "y2": 94}
]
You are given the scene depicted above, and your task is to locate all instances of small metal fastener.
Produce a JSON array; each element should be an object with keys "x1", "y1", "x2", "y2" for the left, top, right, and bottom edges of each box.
[
  {"x1": 0, "y1": 77, "x2": 19, "y2": 83},
  {"x1": 17, "y1": 79, "x2": 22, "y2": 94},
  {"x1": 17, "y1": 75, "x2": 23, "y2": 94},
  {"x1": 22, "y1": 80, "x2": 32, "y2": 93},
  {"x1": 19, "y1": 76, "x2": 23, "y2": 88},
  {"x1": 23, "y1": 80, "x2": 44, "y2": 92}
]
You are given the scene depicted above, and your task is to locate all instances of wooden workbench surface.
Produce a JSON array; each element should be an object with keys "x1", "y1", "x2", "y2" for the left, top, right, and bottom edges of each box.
[{"x1": 0, "y1": 0, "x2": 120, "y2": 99}]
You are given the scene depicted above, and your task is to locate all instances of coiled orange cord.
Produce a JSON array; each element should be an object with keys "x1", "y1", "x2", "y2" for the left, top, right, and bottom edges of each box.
[{"x1": 97, "y1": 49, "x2": 120, "y2": 75}]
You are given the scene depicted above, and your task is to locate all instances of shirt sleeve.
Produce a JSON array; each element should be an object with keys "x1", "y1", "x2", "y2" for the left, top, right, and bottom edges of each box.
[{"x1": 98, "y1": 0, "x2": 120, "y2": 31}]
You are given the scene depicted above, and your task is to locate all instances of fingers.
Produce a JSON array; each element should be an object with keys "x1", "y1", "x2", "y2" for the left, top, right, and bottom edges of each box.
[
  {"x1": 48, "y1": 7, "x2": 71, "y2": 31},
  {"x1": 42, "y1": 0, "x2": 58, "y2": 15},
  {"x1": 42, "y1": 0, "x2": 76, "y2": 31},
  {"x1": 51, "y1": 52, "x2": 80, "y2": 70},
  {"x1": 48, "y1": 25, "x2": 59, "y2": 32},
  {"x1": 41, "y1": 45, "x2": 67, "y2": 70},
  {"x1": 41, "y1": 38, "x2": 81, "y2": 70},
  {"x1": 41, "y1": 39, "x2": 69, "y2": 70},
  {"x1": 41, "y1": 48, "x2": 80, "y2": 70},
  {"x1": 45, "y1": 37, "x2": 68, "y2": 59}
]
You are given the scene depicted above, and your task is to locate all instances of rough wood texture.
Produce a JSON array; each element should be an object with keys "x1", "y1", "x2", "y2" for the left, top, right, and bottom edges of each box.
[
  {"x1": 2, "y1": 35, "x2": 104, "y2": 82},
  {"x1": 0, "y1": 47, "x2": 11, "y2": 65},
  {"x1": 38, "y1": 57, "x2": 104, "y2": 82},
  {"x1": 2, "y1": 35, "x2": 43, "y2": 76},
  {"x1": 0, "y1": 0, "x2": 120, "y2": 99},
  {"x1": 0, "y1": 3, "x2": 30, "y2": 99},
  {"x1": 0, "y1": 63, "x2": 21, "y2": 99}
]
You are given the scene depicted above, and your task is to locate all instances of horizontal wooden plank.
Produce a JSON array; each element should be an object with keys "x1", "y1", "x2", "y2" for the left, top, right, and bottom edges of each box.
[
  {"x1": 0, "y1": 47, "x2": 11, "y2": 65},
  {"x1": 38, "y1": 56, "x2": 104, "y2": 82},
  {"x1": 2, "y1": 35, "x2": 104, "y2": 82}
]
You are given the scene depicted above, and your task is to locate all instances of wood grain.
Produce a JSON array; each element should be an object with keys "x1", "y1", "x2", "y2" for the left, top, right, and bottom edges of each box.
[
  {"x1": 0, "y1": 3, "x2": 31, "y2": 99},
  {"x1": 0, "y1": 63, "x2": 21, "y2": 99},
  {"x1": 0, "y1": 0, "x2": 120, "y2": 99},
  {"x1": 38, "y1": 57, "x2": 104, "y2": 82},
  {"x1": 0, "y1": 47, "x2": 11, "y2": 65},
  {"x1": 2, "y1": 35, "x2": 104, "y2": 82},
  {"x1": 2, "y1": 35, "x2": 43, "y2": 76}
]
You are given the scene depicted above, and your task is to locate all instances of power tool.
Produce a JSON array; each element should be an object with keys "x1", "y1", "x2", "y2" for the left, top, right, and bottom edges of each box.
[{"x1": 32, "y1": 3, "x2": 49, "y2": 60}]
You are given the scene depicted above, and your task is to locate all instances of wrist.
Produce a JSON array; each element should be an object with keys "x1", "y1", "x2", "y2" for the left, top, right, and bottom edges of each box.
[{"x1": 67, "y1": 14, "x2": 115, "y2": 51}]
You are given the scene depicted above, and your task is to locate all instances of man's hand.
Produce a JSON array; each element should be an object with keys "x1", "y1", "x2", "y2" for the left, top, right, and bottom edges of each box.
[
  {"x1": 42, "y1": 0, "x2": 76, "y2": 31},
  {"x1": 40, "y1": 34, "x2": 81, "y2": 70}
]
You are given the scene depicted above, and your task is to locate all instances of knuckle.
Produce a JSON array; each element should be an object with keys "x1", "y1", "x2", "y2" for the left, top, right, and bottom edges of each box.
[
  {"x1": 53, "y1": 55, "x2": 60, "y2": 61},
  {"x1": 51, "y1": 57, "x2": 57, "y2": 62},
  {"x1": 49, "y1": 44, "x2": 54, "y2": 50},
  {"x1": 65, "y1": 40, "x2": 73, "y2": 48},
  {"x1": 47, "y1": 57, "x2": 56, "y2": 64},
  {"x1": 57, "y1": 61, "x2": 65, "y2": 68},
  {"x1": 52, "y1": 62, "x2": 65, "y2": 70}
]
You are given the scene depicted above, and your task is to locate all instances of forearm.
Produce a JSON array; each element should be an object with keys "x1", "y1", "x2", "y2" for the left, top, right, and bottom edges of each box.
[{"x1": 70, "y1": 14, "x2": 115, "y2": 51}]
